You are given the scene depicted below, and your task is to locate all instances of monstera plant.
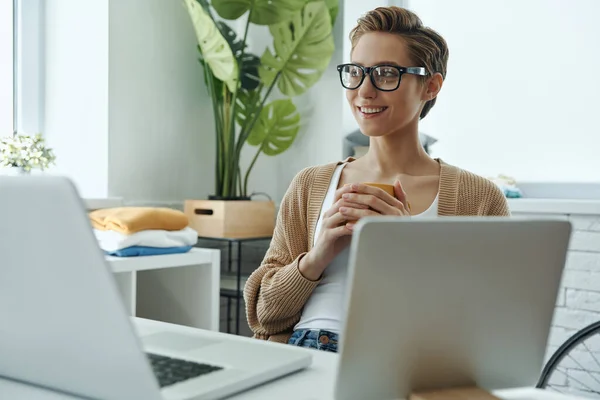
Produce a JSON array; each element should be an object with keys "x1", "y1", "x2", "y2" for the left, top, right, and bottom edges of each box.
[{"x1": 184, "y1": 0, "x2": 337, "y2": 199}]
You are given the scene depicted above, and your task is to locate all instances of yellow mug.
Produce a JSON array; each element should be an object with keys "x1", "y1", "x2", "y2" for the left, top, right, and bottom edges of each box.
[
  {"x1": 344, "y1": 182, "x2": 411, "y2": 213},
  {"x1": 362, "y1": 182, "x2": 396, "y2": 198}
]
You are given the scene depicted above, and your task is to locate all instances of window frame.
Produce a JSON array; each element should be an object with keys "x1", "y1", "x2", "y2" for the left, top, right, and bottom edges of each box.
[
  {"x1": 0, "y1": 0, "x2": 15, "y2": 135},
  {"x1": 12, "y1": 0, "x2": 45, "y2": 135}
]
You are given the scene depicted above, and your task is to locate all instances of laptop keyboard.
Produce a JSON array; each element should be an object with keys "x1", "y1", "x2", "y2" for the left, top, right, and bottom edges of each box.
[{"x1": 147, "y1": 353, "x2": 223, "y2": 388}]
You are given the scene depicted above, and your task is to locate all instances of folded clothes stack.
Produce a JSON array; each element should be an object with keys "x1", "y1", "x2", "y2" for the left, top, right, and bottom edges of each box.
[
  {"x1": 89, "y1": 207, "x2": 198, "y2": 257},
  {"x1": 489, "y1": 174, "x2": 523, "y2": 198}
]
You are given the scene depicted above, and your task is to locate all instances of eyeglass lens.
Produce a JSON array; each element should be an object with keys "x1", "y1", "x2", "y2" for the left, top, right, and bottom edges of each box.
[{"x1": 340, "y1": 65, "x2": 401, "y2": 91}]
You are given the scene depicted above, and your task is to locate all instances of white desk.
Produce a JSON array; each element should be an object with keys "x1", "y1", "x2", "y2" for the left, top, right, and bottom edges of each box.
[
  {"x1": 134, "y1": 319, "x2": 592, "y2": 400},
  {"x1": 107, "y1": 248, "x2": 221, "y2": 331},
  {"x1": 227, "y1": 357, "x2": 583, "y2": 400},
  {"x1": 0, "y1": 318, "x2": 590, "y2": 400}
]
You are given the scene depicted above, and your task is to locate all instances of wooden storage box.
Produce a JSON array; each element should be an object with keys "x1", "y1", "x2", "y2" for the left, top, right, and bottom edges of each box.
[
  {"x1": 184, "y1": 199, "x2": 276, "y2": 239},
  {"x1": 409, "y1": 387, "x2": 500, "y2": 400}
]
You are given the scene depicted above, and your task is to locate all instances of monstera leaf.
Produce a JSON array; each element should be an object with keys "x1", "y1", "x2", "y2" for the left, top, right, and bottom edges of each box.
[
  {"x1": 235, "y1": 88, "x2": 261, "y2": 128},
  {"x1": 211, "y1": 0, "x2": 308, "y2": 26},
  {"x1": 324, "y1": 0, "x2": 339, "y2": 25},
  {"x1": 260, "y1": 1, "x2": 334, "y2": 96},
  {"x1": 216, "y1": 22, "x2": 261, "y2": 90},
  {"x1": 308, "y1": 0, "x2": 337, "y2": 24},
  {"x1": 246, "y1": 99, "x2": 300, "y2": 156},
  {"x1": 197, "y1": 47, "x2": 225, "y2": 101},
  {"x1": 184, "y1": 0, "x2": 238, "y2": 92}
]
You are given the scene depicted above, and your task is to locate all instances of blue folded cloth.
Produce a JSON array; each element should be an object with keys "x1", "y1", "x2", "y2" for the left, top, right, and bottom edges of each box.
[{"x1": 105, "y1": 245, "x2": 193, "y2": 257}]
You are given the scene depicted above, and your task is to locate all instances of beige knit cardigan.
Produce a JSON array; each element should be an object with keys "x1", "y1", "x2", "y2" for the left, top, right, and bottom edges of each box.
[{"x1": 243, "y1": 158, "x2": 510, "y2": 344}]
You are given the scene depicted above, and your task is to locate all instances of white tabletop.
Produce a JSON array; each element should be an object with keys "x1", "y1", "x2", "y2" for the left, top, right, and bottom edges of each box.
[
  {"x1": 227, "y1": 351, "x2": 586, "y2": 400},
  {"x1": 0, "y1": 358, "x2": 587, "y2": 400},
  {"x1": 135, "y1": 319, "x2": 590, "y2": 400},
  {"x1": 0, "y1": 318, "x2": 590, "y2": 400},
  {"x1": 0, "y1": 378, "x2": 83, "y2": 399}
]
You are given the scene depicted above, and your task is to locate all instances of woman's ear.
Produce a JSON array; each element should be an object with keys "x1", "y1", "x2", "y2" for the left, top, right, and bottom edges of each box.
[{"x1": 422, "y1": 72, "x2": 444, "y2": 101}]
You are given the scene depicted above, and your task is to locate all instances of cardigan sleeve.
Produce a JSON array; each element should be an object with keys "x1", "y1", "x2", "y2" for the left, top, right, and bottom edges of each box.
[
  {"x1": 243, "y1": 167, "x2": 322, "y2": 339},
  {"x1": 486, "y1": 184, "x2": 511, "y2": 216},
  {"x1": 455, "y1": 168, "x2": 511, "y2": 217}
]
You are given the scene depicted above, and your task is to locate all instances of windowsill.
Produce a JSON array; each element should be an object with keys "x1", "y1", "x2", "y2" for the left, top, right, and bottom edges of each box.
[
  {"x1": 508, "y1": 198, "x2": 600, "y2": 215},
  {"x1": 508, "y1": 182, "x2": 600, "y2": 215}
]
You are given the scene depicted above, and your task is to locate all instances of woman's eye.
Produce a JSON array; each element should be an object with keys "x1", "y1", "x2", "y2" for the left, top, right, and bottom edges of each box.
[{"x1": 380, "y1": 69, "x2": 397, "y2": 77}]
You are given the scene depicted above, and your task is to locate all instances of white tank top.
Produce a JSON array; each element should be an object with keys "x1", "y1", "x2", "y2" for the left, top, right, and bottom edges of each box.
[{"x1": 294, "y1": 163, "x2": 439, "y2": 333}]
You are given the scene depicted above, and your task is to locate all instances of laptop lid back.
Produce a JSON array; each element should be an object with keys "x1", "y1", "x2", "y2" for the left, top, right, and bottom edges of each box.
[
  {"x1": 0, "y1": 176, "x2": 161, "y2": 400},
  {"x1": 335, "y1": 217, "x2": 571, "y2": 400}
]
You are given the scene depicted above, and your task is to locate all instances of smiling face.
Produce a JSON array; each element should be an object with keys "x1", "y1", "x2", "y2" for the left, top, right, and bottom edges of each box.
[{"x1": 347, "y1": 32, "x2": 429, "y2": 138}]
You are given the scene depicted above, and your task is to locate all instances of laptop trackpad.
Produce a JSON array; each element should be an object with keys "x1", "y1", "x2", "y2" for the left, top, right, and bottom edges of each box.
[{"x1": 141, "y1": 332, "x2": 220, "y2": 352}]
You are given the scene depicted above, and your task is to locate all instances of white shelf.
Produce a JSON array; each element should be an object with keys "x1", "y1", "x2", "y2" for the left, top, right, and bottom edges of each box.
[
  {"x1": 508, "y1": 198, "x2": 600, "y2": 216},
  {"x1": 105, "y1": 247, "x2": 220, "y2": 332},
  {"x1": 106, "y1": 248, "x2": 215, "y2": 274}
]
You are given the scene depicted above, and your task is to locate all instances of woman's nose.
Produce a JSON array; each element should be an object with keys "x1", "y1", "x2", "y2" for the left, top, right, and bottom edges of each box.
[{"x1": 358, "y1": 74, "x2": 377, "y2": 99}]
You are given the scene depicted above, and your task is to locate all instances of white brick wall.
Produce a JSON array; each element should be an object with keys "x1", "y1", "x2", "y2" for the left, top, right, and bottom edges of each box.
[
  {"x1": 515, "y1": 213, "x2": 600, "y2": 396},
  {"x1": 559, "y1": 215, "x2": 600, "y2": 331}
]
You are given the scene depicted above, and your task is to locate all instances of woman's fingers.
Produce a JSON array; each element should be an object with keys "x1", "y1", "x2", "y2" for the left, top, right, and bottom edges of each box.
[
  {"x1": 323, "y1": 198, "x2": 369, "y2": 218},
  {"x1": 341, "y1": 192, "x2": 405, "y2": 215},
  {"x1": 322, "y1": 211, "x2": 350, "y2": 229},
  {"x1": 346, "y1": 183, "x2": 407, "y2": 210},
  {"x1": 393, "y1": 180, "x2": 410, "y2": 213},
  {"x1": 333, "y1": 184, "x2": 357, "y2": 203},
  {"x1": 326, "y1": 182, "x2": 411, "y2": 220},
  {"x1": 339, "y1": 206, "x2": 379, "y2": 220},
  {"x1": 325, "y1": 224, "x2": 354, "y2": 240}
]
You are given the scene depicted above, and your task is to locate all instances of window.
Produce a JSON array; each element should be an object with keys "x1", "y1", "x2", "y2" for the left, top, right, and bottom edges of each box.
[
  {"x1": 0, "y1": 0, "x2": 14, "y2": 135},
  {"x1": 1, "y1": 0, "x2": 44, "y2": 136}
]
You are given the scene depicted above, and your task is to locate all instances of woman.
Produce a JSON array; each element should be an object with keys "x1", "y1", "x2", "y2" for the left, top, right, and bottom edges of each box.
[{"x1": 243, "y1": 6, "x2": 510, "y2": 351}]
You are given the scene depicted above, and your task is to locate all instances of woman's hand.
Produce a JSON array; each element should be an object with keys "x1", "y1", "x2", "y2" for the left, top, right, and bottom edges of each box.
[
  {"x1": 298, "y1": 186, "x2": 369, "y2": 281},
  {"x1": 338, "y1": 181, "x2": 410, "y2": 221}
]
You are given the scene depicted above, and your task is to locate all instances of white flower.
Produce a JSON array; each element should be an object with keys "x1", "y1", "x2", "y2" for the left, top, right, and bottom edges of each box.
[{"x1": 0, "y1": 133, "x2": 56, "y2": 171}]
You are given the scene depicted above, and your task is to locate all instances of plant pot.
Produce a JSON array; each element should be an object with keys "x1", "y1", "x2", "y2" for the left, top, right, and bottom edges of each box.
[
  {"x1": 184, "y1": 199, "x2": 276, "y2": 239},
  {"x1": 0, "y1": 167, "x2": 29, "y2": 176},
  {"x1": 207, "y1": 195, "x2": 251, "y2": 201}
]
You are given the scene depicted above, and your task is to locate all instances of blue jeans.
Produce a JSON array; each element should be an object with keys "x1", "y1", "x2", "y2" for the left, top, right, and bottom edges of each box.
[{"x1": 287, "y1": 329, "x2": 339, "y2": 353}]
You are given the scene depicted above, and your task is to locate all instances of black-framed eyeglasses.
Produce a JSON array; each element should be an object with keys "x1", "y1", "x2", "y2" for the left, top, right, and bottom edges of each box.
[{"x1": 336, "y1": 63, "x2": 428, "y2": 91}]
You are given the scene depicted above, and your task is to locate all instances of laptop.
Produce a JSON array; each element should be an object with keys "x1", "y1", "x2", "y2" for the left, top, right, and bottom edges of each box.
[
  {"x1": 0, "y1": 176, "x2": 311, "y2": 400},
  {"x1": 334, "y1": 216, "x2": 571, "y2": 400}
]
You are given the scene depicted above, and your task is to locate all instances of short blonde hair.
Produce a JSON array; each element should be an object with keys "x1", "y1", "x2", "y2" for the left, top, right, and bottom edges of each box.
[{"x1": 350, "y1": 6, "x2": 449, "y2": 119}]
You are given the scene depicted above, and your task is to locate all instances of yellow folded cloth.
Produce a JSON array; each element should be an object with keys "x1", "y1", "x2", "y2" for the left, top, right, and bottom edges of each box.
[{"x1": 89, "y1": 207, "x2": 189, "y2": 235}]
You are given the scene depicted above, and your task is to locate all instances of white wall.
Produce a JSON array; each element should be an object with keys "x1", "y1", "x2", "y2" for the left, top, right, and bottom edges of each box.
[
  {"x1": 44, "y1": 0, "x2": 109, "y2": 198},
  {"x1": 405, "y1": 0, "x2": 600, "y2": 182},
  {"x1": 107, "y1": 0, "x2": 210, "y2": 202},
  {"x1": 510, "y1": 210, "x2": 600, "y2": 397},
  {"x1": 42, "y1": 0, "x2": 210, "y2": 201},
  {"x1": 0, "y1": 0, "x2": 13, "y2": 135}
]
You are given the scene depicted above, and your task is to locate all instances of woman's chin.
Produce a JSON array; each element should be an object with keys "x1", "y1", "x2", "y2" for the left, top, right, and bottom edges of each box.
[{"x1": 356, "y1": 126, "x2": 389, "y2": 138}]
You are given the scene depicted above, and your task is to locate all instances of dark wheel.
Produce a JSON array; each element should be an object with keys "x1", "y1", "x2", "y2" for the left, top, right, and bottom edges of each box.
[{"x1": 537, "y1": 320, "x2": 600, "y2": 397}]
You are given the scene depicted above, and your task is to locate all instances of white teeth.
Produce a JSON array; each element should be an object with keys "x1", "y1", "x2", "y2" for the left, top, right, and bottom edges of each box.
[{"x1": 360, "y1": 107, "x2": 386, "y2": 114}]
